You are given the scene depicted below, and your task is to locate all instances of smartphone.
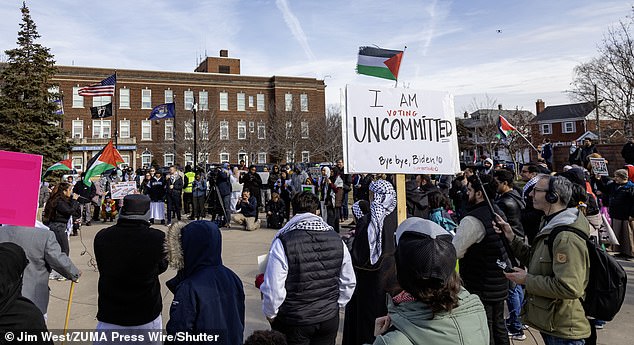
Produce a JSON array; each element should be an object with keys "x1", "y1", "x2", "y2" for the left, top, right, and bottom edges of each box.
[{"x1": 496, "y1": 259, "x2": 515, "y2": 273}]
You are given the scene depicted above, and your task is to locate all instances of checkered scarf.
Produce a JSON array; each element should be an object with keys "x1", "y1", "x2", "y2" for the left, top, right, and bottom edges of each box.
[
  {"x1": 368, "y1": 179, "x2": 396, "y2": 265},
  {"x1": 352, "y1": 201, "x2": 365, "y2": 220},
  {"x1": 274, "y1": 212, "x2": 333, "y2": 239},
  {"x1": 522, "y1": 175, "x2": 540, "y2": 199}
]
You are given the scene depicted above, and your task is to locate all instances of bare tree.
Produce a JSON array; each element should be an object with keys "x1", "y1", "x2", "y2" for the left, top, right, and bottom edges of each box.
[
  {"x1": 170, "y1": 107, "x2": 220, "y2": 168},
  {"x1": 309, "y1": 104, "x2": 343, "y2": 163},
  {"x1": 267, "y1": 103, "x2": 314, "y2": 164},
  {"x1": 570, "y1": 10, "x2": 634, "y2": 136}
]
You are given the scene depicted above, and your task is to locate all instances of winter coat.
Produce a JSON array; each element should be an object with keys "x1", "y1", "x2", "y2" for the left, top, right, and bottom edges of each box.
[
  {"x1": 606, "y1": 180, "x2": 634, "y2": 220},
  {"x1": 622, "y1": 142, "x2": 634, "y2": 165},
  {"x1": 72, "y1": 180, "x2": 96, "y2": 204},
  {"x1": 165, "y1": 221, "x2": 245, "y2": 345},
  {"x1": 370, "y1": 289, "x2": 489, "y2": 345},
  {"x1": 240, "y1": 172, "x2": 262, "y2": 197},
  {"x1": 192, "y1": 179, "x2": 207, "y2": 198},
  {"x1": 495, "y1": 189, "x2": 525, "y2": 238},
  {"x1": 47, "y1": 197, "x2": 80, "y2": 224},
  {"x1": 236, "y1": 195, "x2": 258, "y2": 218},
  {"x1": 405, "y1": 180, "x2": 428, "y2": 218},
  {"x1": 215, "y1": 169, "x2": 232, "y2": 197},
  {"x1": 148, "y1": 177, "x2": 166, "y2": 202},
  {"x1": 509, "y1": 208, "x2": 591, "y2": 340}
]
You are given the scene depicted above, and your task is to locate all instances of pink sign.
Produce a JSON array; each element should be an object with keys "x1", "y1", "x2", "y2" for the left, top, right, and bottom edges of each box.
[{"x1": 0, "y1": 150, "x2": 42, "y2": 227}]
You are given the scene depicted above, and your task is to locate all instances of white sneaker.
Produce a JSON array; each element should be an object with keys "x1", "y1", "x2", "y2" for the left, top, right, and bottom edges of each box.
[{"x1": 509, "y1": 333, "x2": 526, "y2": 341}]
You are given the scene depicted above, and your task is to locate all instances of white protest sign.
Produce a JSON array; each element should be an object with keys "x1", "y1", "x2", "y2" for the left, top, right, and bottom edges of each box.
[
  {"x1": 589, "y1": 157, "x2": 609, "y2": 176},
  {"x1": 110, "y1": 181, "x2": 137, "y2": 199},
  {"x1": 343, "y1": 85, "x2": 460, "y2": 174}
]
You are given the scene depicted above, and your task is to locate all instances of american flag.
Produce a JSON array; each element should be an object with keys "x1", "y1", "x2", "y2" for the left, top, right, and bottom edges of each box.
[{"x1": 78, "y1": 74, "x2": 116, "y2": 97}]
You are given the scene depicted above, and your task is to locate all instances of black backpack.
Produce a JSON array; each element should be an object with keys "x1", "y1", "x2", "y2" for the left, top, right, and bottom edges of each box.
[{"x1": 547, "y1": 227, "x2": 627, "y2": 321}]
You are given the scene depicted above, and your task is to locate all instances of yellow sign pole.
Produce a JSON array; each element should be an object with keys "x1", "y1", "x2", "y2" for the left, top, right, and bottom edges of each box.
[{"x1": 395, "y1": 174, "x2": 406, "y2": 225}]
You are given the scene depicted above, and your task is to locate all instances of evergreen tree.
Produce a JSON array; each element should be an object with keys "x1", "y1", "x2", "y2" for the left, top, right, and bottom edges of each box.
[{"x1": 0, "y1": 2, "x2": 69, "y2": 171}]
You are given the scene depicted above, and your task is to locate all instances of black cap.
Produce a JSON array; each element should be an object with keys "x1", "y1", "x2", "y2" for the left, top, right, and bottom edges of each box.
[{"x1": 119, "y1": 194, "x2": 151, "y2": 222}]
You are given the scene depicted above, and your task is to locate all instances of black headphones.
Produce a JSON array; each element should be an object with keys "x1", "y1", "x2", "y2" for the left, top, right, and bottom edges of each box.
[{"x1": 545, "y1": 177, "x2": 559, "y2": 204}]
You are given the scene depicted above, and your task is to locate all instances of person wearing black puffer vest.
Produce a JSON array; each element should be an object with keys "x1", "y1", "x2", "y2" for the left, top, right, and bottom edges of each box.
[
  {"x1": 453, "y1": 174, "x2": 510, "y2": 345},
  {"x1": 260, "y1": 191, "x2": 356, "y2": 345}
]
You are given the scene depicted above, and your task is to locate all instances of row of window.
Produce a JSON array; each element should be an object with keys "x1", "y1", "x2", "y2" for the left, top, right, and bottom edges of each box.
[
  {"x1": 70, "y1": 87, "x2": 310, "y2": 112},
  {"x1": 71, "y1": 151, "x2": 311, "y2": 171},
  {"x1": 72, "y1": 119, "x2": 310, "y2": 140},
  {"x1": 540, "y1": 122, "x2": 576, "y2": 135}
]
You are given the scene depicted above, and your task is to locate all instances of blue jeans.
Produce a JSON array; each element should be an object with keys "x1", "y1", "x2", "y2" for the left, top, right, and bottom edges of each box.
[
  {"x1": 506, "y1": 284, "x2": 524, "y2": 333},
  {"x1": 541, "y1": 333, "x2": 585, "y2": 345}
]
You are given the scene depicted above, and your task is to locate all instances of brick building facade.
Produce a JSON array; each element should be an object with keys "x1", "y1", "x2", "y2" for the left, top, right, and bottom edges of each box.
[{"x1": 52, "y1": 50, "x2": 326, "y2": 171}]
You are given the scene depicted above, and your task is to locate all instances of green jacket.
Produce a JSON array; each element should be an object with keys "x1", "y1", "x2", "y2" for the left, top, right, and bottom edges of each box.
[
  {"x1": 370, "y1": 288, "x2": 489, "y2": 345},
  {"x1": 510, "y1": 207, "x2": 590, "y2": 339}
]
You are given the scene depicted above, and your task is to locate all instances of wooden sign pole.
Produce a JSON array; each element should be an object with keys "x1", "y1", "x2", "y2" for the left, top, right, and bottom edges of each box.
[{"x1": 395, "y1": 174, "x2": 406, "y2": 224}]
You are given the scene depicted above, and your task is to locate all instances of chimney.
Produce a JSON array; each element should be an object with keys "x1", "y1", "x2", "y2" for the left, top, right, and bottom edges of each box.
[
  {"x1": 536, "y1": 99, "x2": 545, "y2": 114},
  {"x1": 498, "y1": 104, "x2": 503, "y2": 110},
  {"x1": 464, "y1": 111, "x2": 469, "y2": 119},
  {"x1": 219, "y1": 49, "x2": 228, "y2": 57}
]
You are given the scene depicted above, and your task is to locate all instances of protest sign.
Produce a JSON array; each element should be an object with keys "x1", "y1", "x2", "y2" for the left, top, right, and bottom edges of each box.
[
  {"x1": 0, "y1": 150, "x2": 42, "y2": 227},
  {"x1": 343, "y1": 85, "x2": 460, "y2": 174},
  {"x1": 302, "y1": 185, "x2": 315, "y2": 194},
  {"x1": 110, "y1": 181, "x2": 137, "y2": 199},
  {"x1": 589, "y1": 157, "x2": 609, "y2": 176}
]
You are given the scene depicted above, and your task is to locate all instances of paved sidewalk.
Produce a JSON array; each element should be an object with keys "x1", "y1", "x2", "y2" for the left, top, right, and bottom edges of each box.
[{"x1": 46, "y1": 220, "x2": 634, "y2": 344}]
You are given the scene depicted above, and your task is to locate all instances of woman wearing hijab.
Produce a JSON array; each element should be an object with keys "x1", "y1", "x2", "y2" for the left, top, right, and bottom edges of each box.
[
  {"x1": 165, "y1": 221, "x2": 245, "y2": 345},
  {"x1": 343, "y1": 179, "x2": 398, "y2": 345},
  {"x1": 0, "y1": 243, "x2": 51, "y2": 344}
]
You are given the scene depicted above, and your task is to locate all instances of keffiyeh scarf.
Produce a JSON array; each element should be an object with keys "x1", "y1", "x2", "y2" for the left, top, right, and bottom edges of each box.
[
  {"x1": 274, "y1": 212, "x2": 333, "y2": 240},
  {"x1": 368, "y1": 179, "x2": 396, "y2": 265},
  {"x1": 352, "y1": 201, "x2": 365, "y2": 220}
]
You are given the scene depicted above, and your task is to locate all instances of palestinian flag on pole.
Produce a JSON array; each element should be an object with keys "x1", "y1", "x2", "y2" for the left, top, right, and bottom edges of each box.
[
  {"x1": 497, "y1": 115, "x2": 516, "y2": 139},
  {"x1": 356, "y1": 46, "x2": 404, "y2": 81},
  {"x1": 43, "y1": 159, "x2": 72, "y2": 178},
  {"x1": 83, "y1": 140, "x2": 124, "y2": 186}
]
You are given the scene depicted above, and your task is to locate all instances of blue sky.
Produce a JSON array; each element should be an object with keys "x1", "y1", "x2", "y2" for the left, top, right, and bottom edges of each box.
[{"x1": 0, "y1": 0, "x2": 632, "y2": 115}]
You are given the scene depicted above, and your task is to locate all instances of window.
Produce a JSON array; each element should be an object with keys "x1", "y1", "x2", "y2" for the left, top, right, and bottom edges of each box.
[
  {"x1": 301, "y1": 151, "x2": 310, "y2": 163},
  {"x1": 257, "y1": 94, "x2": 265, "y2": 112},
  {"x1": 220, "y1": 121, "x2": 229, "y2": 140},
  {"x1": 92, "y1": 120, "x2": 111, "y2": 138},
  {"x1": 249, "y1": 96, "x2": 254, "y2": 108},
  {"x1": 184, "y1": 90, "x2": 194, "y2": 110},
  {"x1": 142, "y1": 120, "x2": 152, "y2": 140},
  {"x1": 238, "y1": 121, "x2": 246, "y2": 140},
  {"x1": 301, "y1": 121, "x2": 309, "y2": 139},
  {"x1": 563, "y1": 121, "x2": 576, "y2": 133},
  {"x1": 285, "y1": 121, "x2": 292, "y2": 139},
  {"x1": 164, "y1": 153, "x2": 175, "y2": 167},
  {"x1": 165, "y1": 89, "x2": 173, "y2": 104},
  {"x1": 300, "y1": 94, "x2": 308, "y2": 112},
  {"x1": 219, "y1": 92, "x2": 228, "y2": 111},
  {"x1": 249, "y1": 121, "x2": 255, "y2": 133},
  {"x1": 72, "y1": 87, "x2": 83, "y2": 108},
  {"x1": 119, "y1": 88, "x2": 130, "y2": 108},
  {"x1": 285, "y1": 94, "x2": 293, "y2": 111},
  {"x1": 257, "y1": 122, "x2": 266, "y2": 139},
  {"x1": 165, "y1": 120, "x2": 174, "y2": 140},
  {"x1": 119, "y1": 155, "x2": 130, "y2": 169},
  {"x1": 141, "y1": 89, "x2": 152, "y2": 109},
  {"x1": 141, "y1": 150, "x2": 152, "y2": 168},
  {"x1": 541, "y1": 123, "x2": 552, "y2": 135},
  {"x1": 119, "y1": 120, "x2": 130, "y2": 138},
  {"x1": 72, "y1": 156, "x2": 83, "y2": 171},
  {"x1": 258, "y1": 152, "x2": 267, "y2": 164},
  {"x1": 184, "y1": 120, "x2": 194, "y2": 140},
  {"x1": 238, "y1": 151, "x2": 248, "y2": 164},
  {"x1": 286, "y1": 150, "x2": 294, "y2": 163},
  {"x1": 72, "y1": 120, "x2": 83, "y2": 138},
  {"x1": 219, "y1": 65, "x2": 230, "y2": 74},
  {"x1": 200, "y1": 120, "x2": 209, "y2": 140},
  {"x1": 220, "y1": 152, "x2": 229, "y2": 163},
  {"x1": 199, "y1": 91, "x2": 208, "y2": 110},
  {"x1": 92, "y1": 96, "x2": 111, "y2": 107},
  {"x1": 184, "y1": 153, "x2": 193, "y2": 167},
  {"x1": 237, "y1": 93, "x2": 245, "y2": 111}
]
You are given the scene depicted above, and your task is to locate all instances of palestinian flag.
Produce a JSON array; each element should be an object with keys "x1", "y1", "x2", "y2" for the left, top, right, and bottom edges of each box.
[
  {"x1": 84, "y1": 140, "x2": 124, "y2": 186},
  {"x1": 357, "y1": 46, "x2": 404, "y2": 81},
  {"x1": 43, "y1": 159, "x2": 72, "y2": 178},
  {"x1": 497, "y1": 115, "x2": 516, "y2": 139}
]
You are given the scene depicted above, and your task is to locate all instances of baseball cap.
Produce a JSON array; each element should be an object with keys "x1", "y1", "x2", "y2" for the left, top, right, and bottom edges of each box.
[{"x1": 395, "y1": 217, "x2": 456, "y2": 284}]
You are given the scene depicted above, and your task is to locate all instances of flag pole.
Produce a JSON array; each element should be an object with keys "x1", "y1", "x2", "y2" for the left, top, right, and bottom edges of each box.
[
  {"x1": 114, "y1": 71, "x2": 118, "y2": 150},
  {"x1": 173, "y1": 96, "x2": 177, "y2": 161},
  {"x1": 515, "y1": 130, "x2": 540, "y2": 154},
  {"x1": 394, "y1": 45, "x2": 406, "y2": 88}
]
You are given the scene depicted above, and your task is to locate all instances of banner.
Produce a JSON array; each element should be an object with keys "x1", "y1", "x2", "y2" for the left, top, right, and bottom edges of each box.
[
  {"x1": 0, "y1": 151, "x2": 42, "y2": 227},
  {"x1": 589, "y1": 157, "x2": 608, "y2": 176},
  {"x1": 343, "y1": 85, "x2": 460, "y2": 174},
  {"x1": 110, "y1": 181, "x2": 137, "y2": 199}
]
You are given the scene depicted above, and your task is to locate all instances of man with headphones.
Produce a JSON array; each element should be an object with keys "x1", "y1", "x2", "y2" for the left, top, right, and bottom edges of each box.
[{"x1": 496, "y1": 175, "x2": 591, "y2": 345}]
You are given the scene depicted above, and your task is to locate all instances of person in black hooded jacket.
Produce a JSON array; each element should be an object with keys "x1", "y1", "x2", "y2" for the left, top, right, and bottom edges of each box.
[
  {"x1": 165, "y1": 220, "x2": 245, "y2": 345},
  {"x1": 0, "y1": 243, "x2": 51, "y2": 345}
]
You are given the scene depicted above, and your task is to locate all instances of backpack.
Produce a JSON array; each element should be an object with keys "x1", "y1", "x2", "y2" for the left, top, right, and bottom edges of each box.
[
  {"x1": 547, "y1": 227, "x2": 627, "y2": 321},
  {"x1": 429, "y1": 208, "x2": 457, "y2": 235}
]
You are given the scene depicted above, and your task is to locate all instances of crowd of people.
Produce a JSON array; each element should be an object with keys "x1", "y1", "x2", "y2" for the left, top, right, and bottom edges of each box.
[{"x1": 2, "y1": 138, "x2": 633, "y2": 345}]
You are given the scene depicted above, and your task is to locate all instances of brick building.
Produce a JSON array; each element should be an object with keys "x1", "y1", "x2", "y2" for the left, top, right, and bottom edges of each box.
[{"x1": 52, "y1": 50, "x2": 326, "y2": 171}]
